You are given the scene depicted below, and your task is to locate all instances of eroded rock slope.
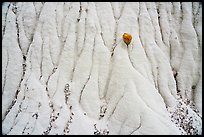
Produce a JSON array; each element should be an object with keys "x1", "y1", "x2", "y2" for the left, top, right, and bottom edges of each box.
[{"x1": 2, "y1": 2, "x2": 202, "y2": 135}]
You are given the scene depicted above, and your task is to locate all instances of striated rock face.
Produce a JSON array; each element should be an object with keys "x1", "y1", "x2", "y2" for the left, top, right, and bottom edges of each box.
[{"x1": 2, "y1": 2, "x2": 202, "y2": 135}]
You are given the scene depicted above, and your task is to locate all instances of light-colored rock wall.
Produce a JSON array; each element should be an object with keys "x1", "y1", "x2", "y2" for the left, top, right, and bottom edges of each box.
[{"x1": 2, "y1": 2, "x2": 202, "y2": 135}]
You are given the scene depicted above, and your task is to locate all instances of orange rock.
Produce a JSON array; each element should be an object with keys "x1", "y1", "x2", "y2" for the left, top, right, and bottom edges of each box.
[{"x1": 123, "y1": 33, "x2": 132, "y2": 46}]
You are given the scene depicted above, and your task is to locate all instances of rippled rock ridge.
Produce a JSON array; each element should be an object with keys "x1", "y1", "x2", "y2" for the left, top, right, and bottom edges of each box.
[{"x1": 2, "y1": 2, "x2": 202, "y2": 135}]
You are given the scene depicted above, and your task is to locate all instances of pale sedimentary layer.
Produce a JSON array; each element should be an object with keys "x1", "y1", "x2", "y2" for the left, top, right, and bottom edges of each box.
[{"x1": 2, "y1": 2, "x2": 202, "y2": 135}]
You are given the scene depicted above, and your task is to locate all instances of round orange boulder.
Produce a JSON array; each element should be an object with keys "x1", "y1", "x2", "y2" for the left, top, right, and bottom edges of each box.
[{"x1": 123, "y1": 33, "x2": 132, "y2": 46}]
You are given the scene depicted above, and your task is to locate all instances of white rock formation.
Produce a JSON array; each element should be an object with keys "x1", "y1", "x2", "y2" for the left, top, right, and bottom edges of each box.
[{"x1": 2, "y1": 2, "x2": 202, "y2": 135}]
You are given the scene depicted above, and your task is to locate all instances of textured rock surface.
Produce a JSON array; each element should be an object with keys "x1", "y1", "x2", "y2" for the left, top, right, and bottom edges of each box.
[{"x1": 2, "y1": 2, "x2": 202, "y2": 135}]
